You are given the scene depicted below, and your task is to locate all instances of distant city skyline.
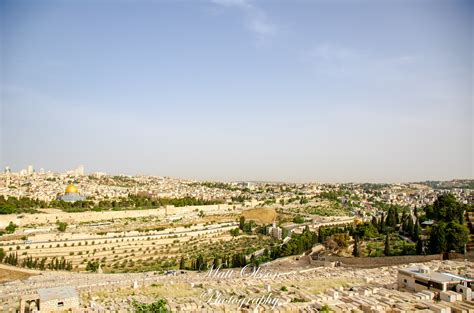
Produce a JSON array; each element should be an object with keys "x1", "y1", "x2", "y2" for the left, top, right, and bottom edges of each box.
[
  {"x1": 1, "y1": 0, "x2": 472, "y2": 183},
  {"x1": 2, "y1": 163, "x2": 472, "y2": 185}
]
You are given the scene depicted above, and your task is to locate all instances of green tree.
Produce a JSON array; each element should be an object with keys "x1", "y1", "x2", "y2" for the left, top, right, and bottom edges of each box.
[
  {"x1": 318, "y1": 227, "x2": 323, "y2": 243},
  {"x1": 401, "y1": 241, "x2": 408, "y2": 255},
  {"x1": 56, "y1": 221, "x2": 68, "y2": 232},
  {"x1": 371, "y1": 216, "x2": 378, "y2": 230},
  {"x1": 378, "y1": 213, "x2": 385, "y2": 233},
  {"x1": 179, "y1": 257, "x2": 185, "y2": 270},
  {"x1": 416, "y1": 238, "x2": 423, "y2": 255},
  {"x1": 352, "y1": 236, "x2": 360, "y2": 257},
  {"x1": 407, "y1": 216, "x2": 414, "y2": 237},
  {"x1": 5, "y1": 222, "x2": 17, "y2": 234},
  {"x1": 229, "y1": 228, "x2": 240, "y2": 237},
  {"x1": 429, "y1": 222, "x2": 447, "y2": 254},
  {"x1": 196, "y1": 254, "x2": 205, "y2": 271},
  {"x1": 413, "y1": 219, "x2": 421, "y2": 241},
  {"x1": 386, "y1": 207, "x2": 396, "y2": 228},
  {"x1": 293, "y1": 215, "x2": 305, "y2": 224},
  {"x1": 384, "y1": 234, "x2": 391, "y2": 256},
  {"x1": 445, "y1": 221, "x2": 469, "y2": 253},
  {"x1": 85, "y1": 261, "x2": 100, "y2": 272},
  {"x1": 394, "y1": 206, "x2": 399, "y2": 225},
  {"x1": 239, "y1": 216, "x2": 245, "y2": 230},
  {"x1": 431, "y1": 194, "x2": 464, "y2": 224},
  {"x1": 132, "y1": 299, "x2": 169, "y2": 313},
  {"x1": 355, "y1": 223, "x2": 378, "y2": 239}
]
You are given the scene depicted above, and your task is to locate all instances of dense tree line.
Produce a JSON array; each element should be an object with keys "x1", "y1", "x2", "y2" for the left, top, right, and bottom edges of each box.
[
  {"x1": 238, "y1": 216, "x2": 256, "y2": 234},
  {"x1": 318, "y1": 224, "x2": 351, "y2": 243},
  {"x1": 0, "y1": 250, "x2": 72, "y2": 271},
  {"x1": 50, "y1": 194, "x2": 225, "y2": 212},
  {"x1": 182, "y1": 228, "x2": 320, "y2": 270},
  {"x1": 0, "y1": 196, "x2": 46, "y2": 214},
  {"x1": 425, "y1": 194, "x2": 470, "y2": 254},
  {"x1": 183, "y1": 252, "x2": 249, "y2": 271},
  {"x1": 0, "y1": 194, "x2": 225, "y2": 214},
  {"x1": 86, "y1": 260, "x2": 100, "y2": 272},
  {"x1": 364, "y1": 193, "x2": 470, "y2": 256},
  {"x1": 272, "y1": 226, "x2": 318, "y2": 258},
  {"x1": 424, "y1": 194, "x2": 465, "y2": 224}
]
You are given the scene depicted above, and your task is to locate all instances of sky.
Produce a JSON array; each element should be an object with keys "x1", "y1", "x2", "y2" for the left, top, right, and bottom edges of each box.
[{"x1": 0, "y1": 0, "x2": 472, "y2": 183}]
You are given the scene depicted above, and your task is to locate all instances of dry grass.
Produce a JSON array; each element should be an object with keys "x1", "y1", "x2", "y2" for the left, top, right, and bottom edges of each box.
[
  {"x1": 242, "y1": 208, "x2": 277, "y2": 225},
  {"x1": 91, "y1": 282, "x2": 200, "y2": 300},
  {"x1": 275, "y1": 277, "x2": 362, "y2": 295},
  {"x1": 142, "y1": 282, "x2": 201, "y2": 298},
  {"x1": 0, "y1": 268, "x2": 34, "y2": 283}
]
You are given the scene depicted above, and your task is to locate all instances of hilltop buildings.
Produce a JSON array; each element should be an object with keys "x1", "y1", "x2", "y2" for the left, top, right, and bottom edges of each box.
[{"x1": 267, "y1": 220, "x2": 283, "y2": 240}]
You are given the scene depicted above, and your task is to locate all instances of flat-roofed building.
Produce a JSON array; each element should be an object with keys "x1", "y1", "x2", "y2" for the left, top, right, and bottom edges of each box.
[
  {"x1": 19, "y1": 286, "x2": 79, "y2": 312},
  {"x1": 398, "y1": 265, "x2": 473, "y2": 292}
]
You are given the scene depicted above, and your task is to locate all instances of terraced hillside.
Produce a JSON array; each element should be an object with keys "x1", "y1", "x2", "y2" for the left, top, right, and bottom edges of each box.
[{"x1": 0, "y1": 222, "x2": 274, "y2": 273}]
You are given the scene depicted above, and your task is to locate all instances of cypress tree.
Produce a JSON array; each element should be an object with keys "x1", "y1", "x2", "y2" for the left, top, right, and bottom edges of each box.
[
  {"x1": 407, "y1": 216, "x2": 414, "y2": 238},
  {"x1": 213, "y1": 257, "x2": 221, "y2": 268},
  {"x1": 401, "y1": 211, "x2": 407, "y2": 226},
  {"x1": 394, "y1": 206, "x2": 399, "y2": 225},
  {"x1": 416, "y1": 238, "x2": 423, "y2": 255},
  {"x1": 413, "y1": 219, "x2": 421, "y2": 241},
  {"x1": 379, "y1": 213, "x2": 385, "y2": 233},
  {"x1": 386, "y1": 207, "x2": 396, "y2": 228},
  {"x1": 371, "y1": 216, "x2": 378, "y2": 230},
  {"x1": 239, "y1": 216, "x2": 245, "y2": 230},
  {"x1": 384, "y1": 234, "x2": 391, "y2": 256},
  {"x1": 352, "y1": 236, "x2": 360, "y2": 257},
  {"x1": 428, "y1": 222, "x2": 447, "y2": 254}
]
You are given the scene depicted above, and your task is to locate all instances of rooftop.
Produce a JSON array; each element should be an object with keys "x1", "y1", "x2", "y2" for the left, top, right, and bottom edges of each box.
[{"x1": 37, "y1": 286, "x2": 78, "y2": 301}]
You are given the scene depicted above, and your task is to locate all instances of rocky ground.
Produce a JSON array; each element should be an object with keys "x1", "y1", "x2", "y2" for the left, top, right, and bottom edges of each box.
[{"x1": 0, "y1": 257, "x2": 470, "y2": 312}]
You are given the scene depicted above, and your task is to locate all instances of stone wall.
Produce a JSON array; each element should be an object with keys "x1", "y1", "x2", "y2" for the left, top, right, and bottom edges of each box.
[
  {"x1": 41, "y1": 297, "x2": 79, "y2": 312},
  {"x1": 312, "y1": 254, "x2": 443, "y2": 268},
  {"x1": 447, "y1": 252, "x2": 466, "y2": 260},
  {"x1": 0, "y1": 204, "x2": 232, "y2": 228}
]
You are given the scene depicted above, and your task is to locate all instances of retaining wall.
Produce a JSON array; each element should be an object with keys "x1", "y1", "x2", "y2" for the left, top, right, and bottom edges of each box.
[{"x1": 312, "y1": 254, "x2": 443, "y2": 268}]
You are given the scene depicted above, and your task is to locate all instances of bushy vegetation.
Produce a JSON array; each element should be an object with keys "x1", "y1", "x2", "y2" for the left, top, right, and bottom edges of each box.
[
  {"x1": 0, "y1": 251, "x2": 72, "y2": 271},
  {"x1": 324, "y1": 193, "x2": 472, "y2": 258},
  {"x1": 86, "y1": 260, "x2": 100, "y2": 272},
  {"x1": 424, "y1": 193, "x2": 465, "y2": 224},
  {"x1": 183, "y1": 228, "x2": 319, "y2": 271},
  {"x1": 132, "y1": 298, "x2": 169, "y2": 313},
  {"x1": 0, "y1": 196, "x2": 44, "y2": 214},
  {"x1": 5, "y1": 221, "x2": 18, "y2": 234},
  {"x1": 50, "y1": 194, "x2": 224, "y2": 212},
  {"x1": 271, "y1": 226, "x2": 318, "y2": 258},
  {"x1": 293, "y1": 215, "x2": 305, "y2": 224},
  {"x1": 56, "y1": 221, "x2": 68, "y2": 232}
]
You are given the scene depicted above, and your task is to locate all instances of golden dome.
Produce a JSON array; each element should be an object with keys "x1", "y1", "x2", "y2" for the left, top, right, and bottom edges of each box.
[{"x1": 65, "y1": 185, "x2": 78, "y2": 194}]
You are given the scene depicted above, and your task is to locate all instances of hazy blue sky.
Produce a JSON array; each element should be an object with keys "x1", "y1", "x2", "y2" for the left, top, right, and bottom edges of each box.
[{"x1": 1, "y1": 0, "x2": 472, "y2": 182}]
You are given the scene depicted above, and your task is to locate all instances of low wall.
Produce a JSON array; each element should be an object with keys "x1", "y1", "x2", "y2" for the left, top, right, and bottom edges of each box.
[
  {"x1": 0, "y1": 204, "x2": 232, "y2": 228},
  {"x1": 447, "y1": 252, "x2": 466, "y2": 260},
  {"x1": 312, "y1": 254, "x2": 443, "y2": 268}
]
